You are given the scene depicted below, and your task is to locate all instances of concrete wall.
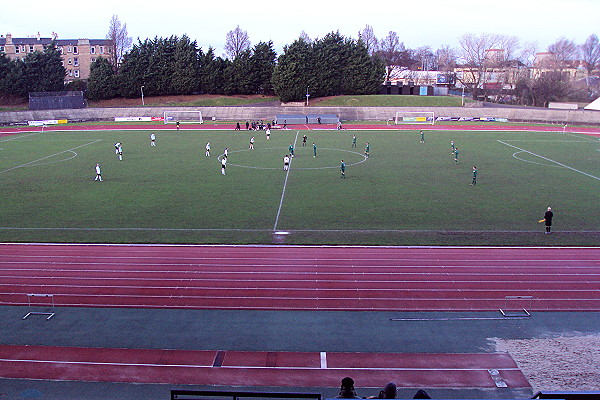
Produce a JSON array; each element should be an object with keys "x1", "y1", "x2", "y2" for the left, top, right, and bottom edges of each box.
[{"x1": 2, "y1": 105, "x2": 600, "y2": 125}]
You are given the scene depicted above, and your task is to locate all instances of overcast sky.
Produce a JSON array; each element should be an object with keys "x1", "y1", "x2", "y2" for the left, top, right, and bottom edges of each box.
[{"x1": 2, "y1": 0, "x2": 598, "y2": 58}]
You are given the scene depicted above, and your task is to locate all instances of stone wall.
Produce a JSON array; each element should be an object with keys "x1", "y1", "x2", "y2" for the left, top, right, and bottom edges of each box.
[{"x1": 2, "y1": 105, "x2": 600, "y2": 125}]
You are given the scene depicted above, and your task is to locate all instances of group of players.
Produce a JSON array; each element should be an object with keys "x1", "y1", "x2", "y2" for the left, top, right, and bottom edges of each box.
[{"x1": 92, "y1": 127, "x2": 554, "y2": 233}]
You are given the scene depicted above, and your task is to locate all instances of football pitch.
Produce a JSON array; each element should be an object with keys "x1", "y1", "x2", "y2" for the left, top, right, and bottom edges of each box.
[{"x1": 0, "y1": 125, "x2": 598, "y2": 246}]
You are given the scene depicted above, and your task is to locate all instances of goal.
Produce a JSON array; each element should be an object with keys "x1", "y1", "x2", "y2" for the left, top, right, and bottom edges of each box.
[
  {"x1": 394, "y1": 111, "x2": 435, "y2": 125},
  {"x1": 164, "y1": 110, "x2": 203, "y2": 124}
]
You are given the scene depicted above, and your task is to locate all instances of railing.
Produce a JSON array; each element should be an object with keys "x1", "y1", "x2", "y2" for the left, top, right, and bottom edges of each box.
[{"x1": 171, "y1": 390, "x2": 322, "y2": 400}]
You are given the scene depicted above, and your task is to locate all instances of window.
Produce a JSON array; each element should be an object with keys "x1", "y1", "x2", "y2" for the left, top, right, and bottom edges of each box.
[
  {"x1": 99, "y1": 46, "x2": 104, "y2": 54},
  {"x1": 91, "y1": 58, "x2": 96, "y2": 63},
  {"x1": 29, "y1": 45, "x2": 34, "y2": 52},
  {"x1": 67, "y1": 46, "x2": 72, "y2": 53},
  {"x1": 68, "y1": 58, "x2": 72, "y2": 65},
  {"x1": 90, "y1": 46, "x2": 96, "y2": 54},
  {"x1": 68, "y1": 69, "x2": 73, "y2": 76},
  {"x1": 0, "y1": 46, "x2": 4, "y2": 53},
  {"x1": 15, "y1": 46, "x2": 20, "y2": 54},
  {"x1": 74, "y1": 70, "x2": 79, "y2": 78},
  {"x1": 74, "y1": 57, "x2": 79, "y2": 66},
  {"x1": 73, "y1": 46, "x2": 78, "y2": 54},
  {"x1": 21, "y1": 45, "x2": 26, "y2": 52},
  {"x1": 59, "y1": 47, "x2": 63, "y2": 54}
]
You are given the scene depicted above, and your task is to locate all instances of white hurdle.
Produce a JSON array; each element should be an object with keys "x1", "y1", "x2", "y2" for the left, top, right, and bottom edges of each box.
[
  {"x1": 23, "y1": 293, "x2": 56, "y2": 320},
  {"x1": 500, "y1": 295, "x2": 534, "y2": 318}
]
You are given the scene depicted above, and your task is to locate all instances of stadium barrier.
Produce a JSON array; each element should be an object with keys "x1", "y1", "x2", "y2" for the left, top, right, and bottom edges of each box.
[
  {"x1": 533, "y1": 391, "x2": 600, "y2": 400},
  {"x1": 170, "y1": 390, "x2": 322, "y2": 400},
  {"x1": 3, "y1": 106, "x2": 600, "y2": 126},
  {"x1": 275, "y1": 114, "x2": 340, "y2": 125}
]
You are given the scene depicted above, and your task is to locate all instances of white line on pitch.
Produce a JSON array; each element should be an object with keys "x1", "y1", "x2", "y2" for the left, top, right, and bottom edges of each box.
[
  {"x1": 498, "y1": 140, "x2": 600, "y2": 181},
  {"x1": 320, "y1": 352, "x2": 327, "y2": 369},
  {"x1": 0, "y1": 131, "x2": 42, "y2": 142},
  {"x1": 273, "y1": 131, "x2": 299, "y2": 231},
  {"x1": 0, "y1": 140, "x2": 101, "y2": 175}
]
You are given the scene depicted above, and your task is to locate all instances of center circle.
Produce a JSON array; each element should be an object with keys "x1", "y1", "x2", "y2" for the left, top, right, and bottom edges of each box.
[{"x1": 218, "y1": 147, "x2": 368, "y2": 170}]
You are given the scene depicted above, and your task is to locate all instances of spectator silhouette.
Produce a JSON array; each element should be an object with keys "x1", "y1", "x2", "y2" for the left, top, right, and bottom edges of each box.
[
  {"x1": 335, "y1": 377, "x2": 361, "y2": 399},
  {"x1": 412, "y1": 389, "x2": 431, "y2": 399},
  {"x1": 368, "y1": 382, "x2": 397, "y2": 399}
]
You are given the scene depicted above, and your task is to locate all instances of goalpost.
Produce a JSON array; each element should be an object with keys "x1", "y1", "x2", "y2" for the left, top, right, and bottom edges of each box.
[
  {"x1": 394, "y1": 111, "x2": 435, "y2": 125},
  {"x1": 164, "y1": 110, "x2": 203, "y2": 124}
]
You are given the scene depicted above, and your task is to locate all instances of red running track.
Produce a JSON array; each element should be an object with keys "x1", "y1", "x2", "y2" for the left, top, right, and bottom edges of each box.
[
  {"x1": 1, "y1": 244, "x2": 599, "y2": 312},
  {"x1": 0, "y1": 345, "x2": 530, "y2": 388}
]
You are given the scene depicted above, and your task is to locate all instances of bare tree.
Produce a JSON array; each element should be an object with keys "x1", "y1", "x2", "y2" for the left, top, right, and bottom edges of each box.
[
  {"x1": 224, "y1": 25, "x2": 251, "y2": 60},
  {"x1": 581, "y1": 34, "x2": 600, "y2": 75},
  {"x1": 414, "y1": 46, "x2": 435, "y2": 70},
  {"x1": 358, "y1": 25, "x2": 378, "y2": 55},
  {"x1": 498, "y1": 36, "x2": 521, "y2": 66},
  {"x1": 519, "y1": 41, "x2": 539, "y2": 68},
  {"x1": 457, "y1": 33, "x2": 504, "y2": 90},
  {"x1": 547, "y1": 37, "x2": 579, "y2": 70},
  {"x1": 106, "y1": 14, "x2": 132, "y2": 72},
  {"x1": 435, "y1": 45, "x2": 457, "y2": 71},
  {"x1": 298, "y1": 30, "x2": 312, "y2": 43},
  {"x1": 378, "y1": 31, "x2": 408, "y2": 81}
]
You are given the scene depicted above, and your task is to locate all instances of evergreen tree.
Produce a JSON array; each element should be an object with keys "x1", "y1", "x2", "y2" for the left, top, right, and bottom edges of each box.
[
  {"x1": 273, "y1": 33, "x2": 384, "y2": 102},
  {"x1": 343, "y1": 40, "x2": 385, "y2": 94},
  {"x1": 0, "y1": 53, "x2": 12, "y2": 95},
  {"x1": 251, "y1": 41, "x2": 277, "y2": 95},
  {"x1": 172, "y1": 35, "x2": 200, "y2": 94},
  {"x1": 22, "y1": 42, "x2": 65, "y2": 94},
  {"x1": 200, "y1": 47, "x2": 229, "y2": 95},
  {"x1": 87, "y1": 57, "x2": 118, "y2": 100},
  {"x1": 311, "y1": 32, "x2": 348, "y2": 97},
  {"x1": 117, "y1": 39, "x2": 150, "y2": 98},
  {"x1": 223, "y1": 49, "x2": 254, "y2": 95},
  {"x1": 272, "y1": 38, "x2": 313, "y2": 102}
]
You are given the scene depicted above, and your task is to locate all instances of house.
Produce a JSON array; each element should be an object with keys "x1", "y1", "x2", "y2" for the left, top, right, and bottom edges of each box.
[{"x1": 0, "y1": 32, "x2": 113, "y2": 83}]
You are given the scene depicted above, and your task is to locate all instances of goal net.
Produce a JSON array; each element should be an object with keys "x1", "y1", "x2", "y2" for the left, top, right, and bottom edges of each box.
[
  {"x1": 394, "y1": 111, "x2": 435, "y2": 125},
  {"x1": 164, "y1": 110, "x2": 203, "y2": 124}
]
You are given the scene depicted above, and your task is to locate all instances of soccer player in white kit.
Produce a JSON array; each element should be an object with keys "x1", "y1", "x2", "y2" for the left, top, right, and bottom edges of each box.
[
  {"x1": 283, "y1": 155, "x2": 290, "y2": 171},
  {"x1": 205, "y1": 142, "x2": 211, "y2": 157},
  {"x1": 221, "y1": 157, "x2": 227, "y2": 175},
  {"x1": 95, "y1": 164, "x2": 102, "y2": 181},
  {"x1": 150, "y1": 133, "x2": 156, "y2": 146}
]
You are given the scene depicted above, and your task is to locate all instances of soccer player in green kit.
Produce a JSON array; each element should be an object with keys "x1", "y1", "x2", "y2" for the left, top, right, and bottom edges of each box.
[
  {"x1": 454, "y1": 147, "x2": 459, "y2": 164},
  {"x1": 364, "y1": 142, "x2": 370, "y2": 158},
  {"x1": 420, "y1": 130, "x2": 425, "y2": 143},
  {"x1": 340, "y1": 160, "x2": 346, "y2": 178},
  {"x1": 471, "y1": 166, "x2": 477, "y2": 185},
  {"x1": 313, "y1": 143, "x2": 317, "y2": 157},
  {"x1": 352, "y1": 135, "x2": 357, "y2": 148},
  {"x1": 289, "y1": 143, "x2": 295, "y2": 157}
]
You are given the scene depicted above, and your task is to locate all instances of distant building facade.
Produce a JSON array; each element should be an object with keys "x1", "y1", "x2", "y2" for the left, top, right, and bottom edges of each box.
[{"x1": 0, "y1": 33, "x2": 113, "y2": 83}]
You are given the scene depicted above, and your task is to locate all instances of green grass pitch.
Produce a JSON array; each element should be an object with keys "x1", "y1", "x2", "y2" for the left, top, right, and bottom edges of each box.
[{"x1": 0, "y1": 126, "x2": 598, "y2": 246}]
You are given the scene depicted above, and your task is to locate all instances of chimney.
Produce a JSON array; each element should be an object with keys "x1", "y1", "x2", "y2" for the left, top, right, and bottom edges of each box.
[
  {"x1": 36, "y1": 32, "x2": 41, "y2": 41},
  {"x1": 6, "y1": 33, "x2": 12, "y2": 45}
]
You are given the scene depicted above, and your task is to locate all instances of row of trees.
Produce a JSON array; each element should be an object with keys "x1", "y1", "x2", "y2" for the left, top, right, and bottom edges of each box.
[
  {"x1": 0, "y1": 45, "x2": 65, "y2": 102},
  {"x1": 2, "y1": 15, "x2": 600, "y2": 105},
  {"x1": 87, "y1": 29, "x2": 384, "y2": 102},
  {"x1": 88, "y1": 35, "x2": 278, "y2": 99}
]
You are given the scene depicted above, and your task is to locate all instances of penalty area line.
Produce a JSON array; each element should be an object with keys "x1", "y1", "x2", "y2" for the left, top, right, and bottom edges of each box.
[
  {"x1": 0, "y1": 139, "x2": 102, "y2": 175},
  {"x1": 498, "y1": 140, "x2": 600, "y2": 182}
]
